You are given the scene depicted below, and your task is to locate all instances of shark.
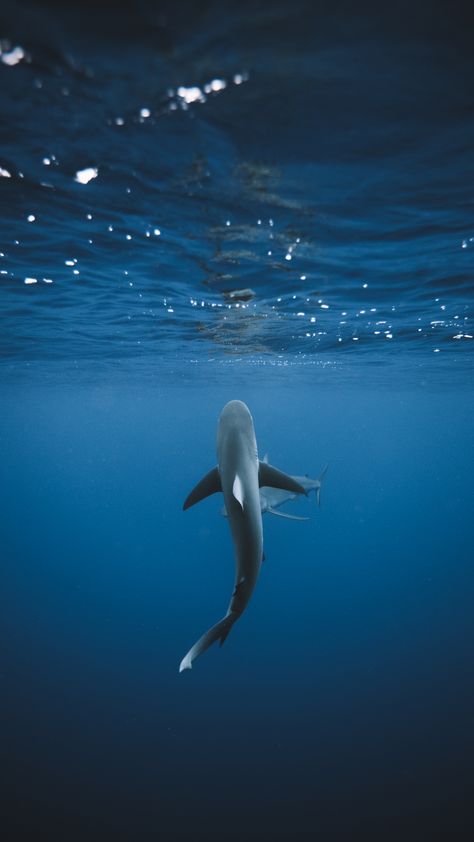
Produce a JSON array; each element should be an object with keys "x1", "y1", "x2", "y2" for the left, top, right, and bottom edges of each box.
[
  {"x1": 179, "y1": 400, "x2": 307, "y2": 672},
  {"x1": 259, "y1": 458, "x2": 328, "y2": 520},
  {"x1": 222, "y1": 457, "x2": 328, "y2": 521}
]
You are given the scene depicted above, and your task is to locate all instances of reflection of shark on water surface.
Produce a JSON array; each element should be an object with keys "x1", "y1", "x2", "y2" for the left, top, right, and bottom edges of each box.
[
  {"x1": 223, "y1": 456, "x2": 328, "y2": 521},
  {"x1": 180, "y1": 401, "x2": 307, "y2": 672}
]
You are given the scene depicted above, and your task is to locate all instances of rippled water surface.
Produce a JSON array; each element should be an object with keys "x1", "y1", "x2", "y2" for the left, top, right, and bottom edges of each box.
[{"x1": 1, "y1": 0, "x2": 473, "y2": 385}]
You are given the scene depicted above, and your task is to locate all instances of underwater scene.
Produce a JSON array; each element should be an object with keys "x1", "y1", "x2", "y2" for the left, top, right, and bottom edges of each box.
[{"x1": 1, "y1": 0, "x2": 473, "y2": 839}]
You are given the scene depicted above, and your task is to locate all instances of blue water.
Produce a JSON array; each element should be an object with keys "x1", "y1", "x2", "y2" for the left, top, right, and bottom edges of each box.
[{"x1": 1, "y1": 1, "x2": 474, "y2": 839}]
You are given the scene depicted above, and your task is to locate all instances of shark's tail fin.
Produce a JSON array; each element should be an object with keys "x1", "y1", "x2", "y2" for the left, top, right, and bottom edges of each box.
[
  {"x1": 179, "y1": 611, "x2": 238, "y2": 672},
  {"x1": 316, "y1": 464, "x2": 329, "y2": 508}
]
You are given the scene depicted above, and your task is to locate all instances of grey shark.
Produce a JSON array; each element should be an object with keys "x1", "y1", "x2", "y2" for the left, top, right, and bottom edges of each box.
[
  {"x1": 222, "y1": 458, "x2": 328, "y2": 521},
  {"x1": 259, "y1": 459, "x2": 328, "y2": 520},
  {"x1": 179, "y1": 400, "x2": 307, "y2": 672}
]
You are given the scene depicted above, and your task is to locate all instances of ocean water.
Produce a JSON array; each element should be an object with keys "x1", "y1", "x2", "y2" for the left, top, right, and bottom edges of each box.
[{"x1": 1, "y1": 1, "x2": 473, "y2": 839}]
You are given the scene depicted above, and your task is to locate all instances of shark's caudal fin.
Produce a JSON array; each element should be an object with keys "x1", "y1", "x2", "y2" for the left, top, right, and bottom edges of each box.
[
  {"x1": 183, "y1": 467, "x2": 222, "y2": 510},
  {"x1": 179, "y1": 611, "x2": 238, "y2": 672},
  {"x1": 267, "y1": 507, "x2": 309, "y2": 521},
  {"x1": 259, "y1": 461, "x2": 307, "y2": 496},
  {"x1": 316, "y1": 464, "x2": 329, "y2": 508}
]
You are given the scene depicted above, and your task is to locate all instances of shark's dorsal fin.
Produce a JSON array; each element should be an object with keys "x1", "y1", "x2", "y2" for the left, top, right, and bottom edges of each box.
[
  {"x1": 183, "y1": 467, "x2": 222, "y2": 510},
  {"x1": 233, "y1": 474, "x2": 244, "y2": 509},
  {"x1": 259, "y1": 462, "x2": 307, "y2": 496}
]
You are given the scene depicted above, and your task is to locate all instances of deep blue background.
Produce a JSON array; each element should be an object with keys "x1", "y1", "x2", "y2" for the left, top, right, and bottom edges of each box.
[{"x1": 2, "y1": 381, "x2": 474, "y2": 839}]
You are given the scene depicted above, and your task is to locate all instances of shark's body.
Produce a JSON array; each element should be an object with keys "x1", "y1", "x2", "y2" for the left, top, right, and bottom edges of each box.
[{"x1": 180, "y1": 400, "x2": 306, "y2": 672}]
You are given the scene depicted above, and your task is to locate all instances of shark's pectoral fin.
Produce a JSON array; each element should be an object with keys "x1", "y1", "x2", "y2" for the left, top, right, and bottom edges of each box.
[
  {"x1": 268, "y1": 507, "x2": 309, "y2": 521},
  {"x1": 233, "y1": 474, "x2": 244, "y2": 509},
  {"x1": 259, "y1": 462, "x2": 307, "y2": 496},
  {"x1": 183, "y1": 467, "x2": 222, "y2": 510}
]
